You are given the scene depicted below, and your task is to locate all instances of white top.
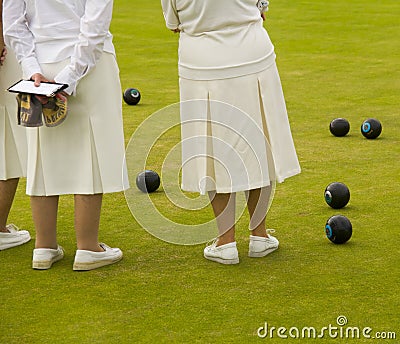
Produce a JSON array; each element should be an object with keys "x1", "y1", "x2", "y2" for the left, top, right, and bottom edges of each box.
[
  {"x1": 3, "y1": 0, "x2": 115, "y2": 94},
  {"x1": 161, "y1": 0, "x2": 276, "y2": 80}
]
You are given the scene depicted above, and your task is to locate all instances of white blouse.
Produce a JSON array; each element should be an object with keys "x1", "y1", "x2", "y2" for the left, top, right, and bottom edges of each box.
[
  {"x1": 161, "y1": 0, "x2": 276, "y2": 80},
  {"x1": 3, "y1": 0, "x2": 115, "y2": 94}
]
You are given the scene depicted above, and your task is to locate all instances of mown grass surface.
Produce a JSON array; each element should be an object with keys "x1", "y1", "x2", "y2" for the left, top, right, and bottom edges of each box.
[{"x1": 1, "y1": 1, "x2": 399, "y2": 343}]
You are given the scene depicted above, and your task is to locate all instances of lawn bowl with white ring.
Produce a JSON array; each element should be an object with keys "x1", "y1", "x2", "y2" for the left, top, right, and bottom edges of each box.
[
  {"x1": 123, "y1": 88, "x2": 141, "y2": 105},
  {"x1": 324, "y1": 182, "x2": 350, "y2": 209}
]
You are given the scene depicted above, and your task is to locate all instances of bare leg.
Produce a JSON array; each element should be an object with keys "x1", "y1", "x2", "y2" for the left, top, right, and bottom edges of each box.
[
  {"x1": 208, "y1": 191, "x2": 236, "y2": 246},
  {"x1": 245, "y1": 185, "x2": 273, "y2": 237},
  {"x1": 0, "y1": 178, "x2": 19, "y2": 232},
  {"x1": 74, "y1": 194, "x2": 103, "y2": 252},
  {"x1": 31, "y1": 195, "x2": 59, "y2": 249}
]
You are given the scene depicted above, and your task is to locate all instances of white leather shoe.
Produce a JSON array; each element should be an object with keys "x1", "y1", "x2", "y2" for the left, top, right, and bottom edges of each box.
[
  {"x1": 248, "y1": 230, "x2": 279, "y2": 258},
  {"x1": 0, "y1": 224, "x2": 31, "y2": 251},
  {"x1": 32, "y1": 245, "x2": 64, "y2": 269},
  {"x1": 204, "y1": 240, "x2": 239, "y2": 265},
  {"x1": 73, "y1": 243, "x2": 123, "y2": 271}
]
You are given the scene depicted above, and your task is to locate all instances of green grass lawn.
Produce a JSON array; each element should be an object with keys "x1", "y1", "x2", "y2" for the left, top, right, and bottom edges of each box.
[{"x1": 1, "y1": 0, "x2": 399, "y2": 343}]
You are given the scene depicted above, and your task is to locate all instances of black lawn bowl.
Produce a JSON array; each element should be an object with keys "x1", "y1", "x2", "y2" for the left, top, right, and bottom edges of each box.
[
  {"x1": 329, "y1": 118, "x2": 350, "y2": 137},
  {"x1": 325, "y1": 215, "x2": 352, "y2": 244},
  {"x1": 324, "y1": 182, "x2": 350, "y2": 209},
  {"x1": 361, "y1": 118, "x2": 382, "y2": 139},
  {"x1": 136, "y1": 170, "x2": 160, "y2": 193},
  {"x1": 123, "y1": 88, "x2": 141, "y2": 105}
]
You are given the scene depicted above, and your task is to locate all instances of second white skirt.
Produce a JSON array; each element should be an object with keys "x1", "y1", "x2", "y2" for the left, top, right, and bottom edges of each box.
[
  {"x1": 26, "y1": 53, "x2": 130, "y2": 196},
  {"x1": 179, "y1": 62, "x2": 301, "y2": 195}
]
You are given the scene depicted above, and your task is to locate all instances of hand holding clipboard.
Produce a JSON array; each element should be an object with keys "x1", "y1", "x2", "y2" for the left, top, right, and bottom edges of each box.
[{"x1": 7, "y1": 79, "x2": 68, "y2": 97}]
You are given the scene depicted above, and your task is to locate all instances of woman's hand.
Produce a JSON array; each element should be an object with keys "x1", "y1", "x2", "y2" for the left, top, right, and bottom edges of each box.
[
  {"x1": 56, "y1": 91, "x2": 68, "y2": 102},
  {"x1": 31, "y1": 73, "x2": 52, "y2": 104},
  {"x1": 0, "y1": 47, "x2": 7, "y2": 66},
  {"x1": 31, "y1": 73, "x2": 50, "y2": 87}
]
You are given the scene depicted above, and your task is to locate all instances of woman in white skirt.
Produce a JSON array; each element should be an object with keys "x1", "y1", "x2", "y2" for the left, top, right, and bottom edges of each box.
[
  {"x1": 4, "y1": 0, "x2": 130, "y2": 270},
  {"x1": 0, "y1": 6, "x2": 31, "y2": 250},
  {"x1": 161, "y1": 0, "x2": 301, "y2": 264}
]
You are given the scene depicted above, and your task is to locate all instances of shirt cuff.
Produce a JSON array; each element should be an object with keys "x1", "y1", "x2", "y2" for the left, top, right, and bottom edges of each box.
[
  {"x1": 54, "y1": 66, "x2": 78, "y2": 95},
  {"x1": 165, "y1": 21, "x2": 180, "y2": 30},
  {"x1": 21, "y1": 56, "x2": 42, "y2": 80}
]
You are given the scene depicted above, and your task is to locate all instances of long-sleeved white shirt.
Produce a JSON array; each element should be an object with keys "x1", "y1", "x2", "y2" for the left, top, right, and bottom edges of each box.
[
  {"x1": 3, "y1": 0, "x2": 115, "y2": 94},
  {"x1": 161, "y1": 0, "x2": 276, "y2": 80}
]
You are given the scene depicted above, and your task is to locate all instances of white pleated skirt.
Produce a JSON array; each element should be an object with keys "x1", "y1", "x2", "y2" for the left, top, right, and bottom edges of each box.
[
  {"x1": 0, "y1": 51, "x2": 27, "y2": 180},
  {"x1": 25, "y1": 53, "x2": 129, "y2": 196},
  {"x1": 179, "y1": 62, "x2": 301, "y2": 195}
]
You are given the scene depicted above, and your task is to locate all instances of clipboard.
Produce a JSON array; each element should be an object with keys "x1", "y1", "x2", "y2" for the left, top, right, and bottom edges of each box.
[{"x1": 7, "y1": 79, "x2": 68, "y2": 97}]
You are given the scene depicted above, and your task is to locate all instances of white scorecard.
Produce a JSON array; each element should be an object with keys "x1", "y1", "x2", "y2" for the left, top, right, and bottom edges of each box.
[{"x1": 7, "y1": 79, "x2": 68, "y2": 97}]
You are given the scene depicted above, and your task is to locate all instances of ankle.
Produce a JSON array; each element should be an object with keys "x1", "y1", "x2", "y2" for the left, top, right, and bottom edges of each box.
[
  {"x1": 250, "y1": 228, "x2": 268, "y2": 238},
  {"x1": 35, "y1": 245, "x2": 58, "y2": 250},
  {"x1": 77, "y1": 244, "x2": 104, "y2": 252},
  {"x1": 216, "y1": 238, "x2": 235, "y2": 247}
]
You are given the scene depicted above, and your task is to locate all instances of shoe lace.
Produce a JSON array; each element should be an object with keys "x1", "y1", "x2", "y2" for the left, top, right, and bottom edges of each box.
[
  {"x1": 99, "y1": 243, "x2": 110, "y2": 251},
  {"x1": 206, "y1": 237, "x2": 218, "y2": 248},
  {"x1": 5, "y1": 224, "x2": 19, "y2": 233},
  {"x1": 266, "y1": 229, "x2": 276, "y2": 235}
]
